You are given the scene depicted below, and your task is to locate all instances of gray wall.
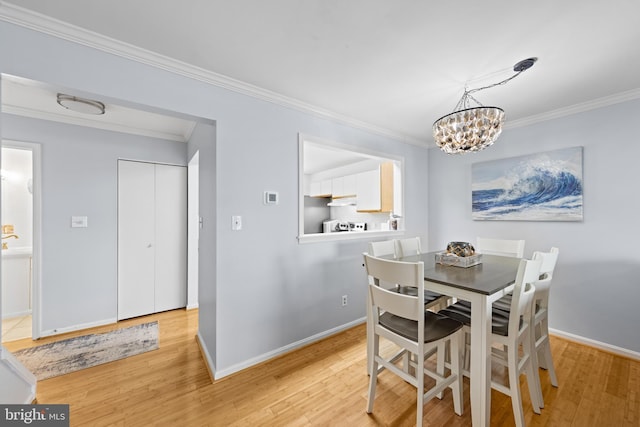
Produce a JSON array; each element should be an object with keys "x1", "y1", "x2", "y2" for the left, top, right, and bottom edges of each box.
[
  {"x1": 2, "y1": 114, "x2": 187, "y2": 333},
  {"x1": 427, "y1": 99, "x2": 640, "y2": 354},
  {"x1": 186, "y1": 121, "x2": 218, "y2": 367},
  {"x1": 0, "y1": 21, "x2": 430, "y2": 376}
]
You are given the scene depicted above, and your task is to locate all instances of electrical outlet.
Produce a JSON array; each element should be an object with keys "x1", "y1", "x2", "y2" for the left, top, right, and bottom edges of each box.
[
  {"x1": 231, "y1": 215, "x2": 242, "y2": 231},
  {"x1": 341, "y1": 295, "x2": 348, "y2": 306}
]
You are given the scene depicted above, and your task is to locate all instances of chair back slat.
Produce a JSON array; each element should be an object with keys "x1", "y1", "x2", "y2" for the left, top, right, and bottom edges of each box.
[
  {"x1": 364, "y1": 254, "x2": 424, "y2": 322},
  {"x1": 531, "y1": 247, "x2": 559, "y2": 308},
  {"x1": 368, "y1": 240, "x2": 397, "y2": 258},
  {"x1": 477, "y1": 237, "x2": 525, "y2": 258},
  {"x1": 395, "y1": 237, "x2": 422, "y2": 257},
  {"x1": 369, "y1": 285, "x2": 423, "y2": 321},
  {"x1": 509, "y1": 258, "x2": 542, "y2": 337}
]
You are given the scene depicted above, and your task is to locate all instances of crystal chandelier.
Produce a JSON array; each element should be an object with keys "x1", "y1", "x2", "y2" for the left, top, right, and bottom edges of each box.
[{"x1": 433, "y1": 58, "x2": 537, "y2": 154}]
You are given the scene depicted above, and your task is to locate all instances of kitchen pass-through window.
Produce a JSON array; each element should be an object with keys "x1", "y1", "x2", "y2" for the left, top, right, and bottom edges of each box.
[{"x1": 298, "y1": 133, "x2": 404, "y2": 243}]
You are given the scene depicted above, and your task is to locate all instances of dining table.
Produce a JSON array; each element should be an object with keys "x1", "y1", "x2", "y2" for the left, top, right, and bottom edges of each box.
[{"x1": 396, "y1": 251, "x2": 521, "y2": 427}]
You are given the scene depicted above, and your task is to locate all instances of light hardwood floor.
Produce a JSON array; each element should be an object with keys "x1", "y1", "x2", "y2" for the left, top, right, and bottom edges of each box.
[{"x1": 4, "y1": 309, "x2": 639, "y2": 426}]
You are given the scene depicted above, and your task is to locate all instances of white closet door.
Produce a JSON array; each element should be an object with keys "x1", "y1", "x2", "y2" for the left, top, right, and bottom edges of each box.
[
  {"x1": 118, "y1": 160, "x2": 156, "y2": 320},
  {"x1": 154, "y1": 163, "x2": 187, "y2": 312}
]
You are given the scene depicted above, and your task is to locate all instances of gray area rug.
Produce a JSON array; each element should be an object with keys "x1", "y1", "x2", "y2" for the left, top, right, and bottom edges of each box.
[{"x1": 12, "y1": 321, "x2": 159, "y2": 380}]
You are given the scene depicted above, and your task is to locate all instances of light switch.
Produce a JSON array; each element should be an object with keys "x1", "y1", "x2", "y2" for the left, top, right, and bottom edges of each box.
[
  {"x1": 232, "y1": 215, "x2": 242, "y2": 231},
  {"x1": 71, "y1": 216, "x2": 88, "y2": 228}
]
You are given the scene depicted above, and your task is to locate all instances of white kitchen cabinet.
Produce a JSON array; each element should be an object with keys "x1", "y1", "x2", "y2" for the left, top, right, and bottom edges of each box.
[
  {"x1": 356, "y1": 162, "x2": 395, "y2": 213},
  {"x1": 356, "y1": 169, "x2": 381, "y2": 211},
  {"x1": 309, "y1": 179, "x2": 332, "y2": 197},
  {"x1": 332, "y1": 174, "x2": 357, "y2": 198},
  {"x1": 117, "y1": 160, "x2": 187, "y2": 320}
]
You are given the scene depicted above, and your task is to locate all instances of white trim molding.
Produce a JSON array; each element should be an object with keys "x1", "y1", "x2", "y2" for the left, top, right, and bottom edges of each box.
[
  {"x1": 39, "y1": 317, "x2": 117, "y2": 338},
  {"x1": 506, "y1": 88, "x2": 640, "y2": 130},
  {"x1": 550, "y1": 328, "x2": 640, "y2": 361},
  {"x1": 195, "y1": 331, "x2": 215, "y2": 383}
]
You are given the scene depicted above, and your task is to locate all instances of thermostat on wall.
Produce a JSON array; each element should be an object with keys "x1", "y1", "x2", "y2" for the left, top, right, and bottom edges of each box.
[{"x1": 264, "y1": 191, "x2": 279, "y2": 205}]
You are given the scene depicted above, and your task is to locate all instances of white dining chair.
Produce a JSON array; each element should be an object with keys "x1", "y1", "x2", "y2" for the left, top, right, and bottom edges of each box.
[
  {"x1": 364, "y1": 239, "x2": 448, "y2": 375},
  {"x1": 363, "y1": 254, "x2": 464, "y2": 427},
  {"x1": 395, "y1": 236, "x2": 422, "y2": 257},
  {"x1": 367, "y1": 239, "x2": 447, "y2": 309},
  {"x1": 367, "y1": 239, "x2": 397, "y2": 258},
  {"x1": 531, "y1": 248, "x2": 559, "y2": 387},
  {"x1": 476, "y1": 237, "x2": 525, "y2": 257},
  {"x1": 396, "y1": 237, "x2": 451, "y2": 311},
  {"x1": 439, "y1": 257, "x2": 543, "y2": 427},
  {"x1": 492, "y1": 247, "x2": 560, "y2": 406},
  {"x1": 452, "y1": 238, "x2": 525, "y2": 368}
]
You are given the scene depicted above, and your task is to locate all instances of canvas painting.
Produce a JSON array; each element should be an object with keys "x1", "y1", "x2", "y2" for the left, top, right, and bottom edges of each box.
[{"x1": 472, "y1": 147, "x2": 583, "y2": 221}]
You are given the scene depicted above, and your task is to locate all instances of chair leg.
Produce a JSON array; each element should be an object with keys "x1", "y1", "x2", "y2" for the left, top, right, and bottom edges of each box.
[
  {"x1": 528, "y1": 327, "x2": 544, "y2": 408},
  {"x1": 542, "y1": 343, "x2": 558, "y2": 387},
  {"x1": 416, "y1": 349, "x2": 425, "y2": 427},
  {"x1": 366, "y1": 334, "x2": 379, "y2": 414},
  {"x1": 463, "y1": 331, "x2": 471, "y2": 373},
  {"x1": 366, "y1": 300, "x2": 373, "y2": 375},
  {"x1": 507, "y1": 345, "x2": 526, "y2": 427},
  {"x1": 522, "y1": 328, "x2": 542, "y2": 414},
  {"x1": 403, "y1": 350, "x2": 411, "y2": 374},
  {"x1": 525, "y1": 360, "x2": 542, "y2": 415},
  {"x1": 436, "y1": 343, "x2": 445, "y2": 399},
  {"x1": 450, "y1": 331, "x2": 463, "y2": 416},
  {"x1": 534, "y1": 322, "x2": 548, "y2": 369},
  {"x1": 538, "y1": 319, "x2": 558, "y2": 387}
]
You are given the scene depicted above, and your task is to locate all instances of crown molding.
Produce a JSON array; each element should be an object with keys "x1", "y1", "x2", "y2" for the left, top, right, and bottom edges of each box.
[
  {"x1": 0, "y1": 2, "x2": 426, "y2": 147},
  {"x1": 505, "y1": 88, "x2": 640, "y2": 130}
]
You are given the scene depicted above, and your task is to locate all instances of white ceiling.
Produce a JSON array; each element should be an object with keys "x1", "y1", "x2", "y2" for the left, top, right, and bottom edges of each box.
[{"x1": 2, "y1": 0, "x2": 640, "y2": 146}]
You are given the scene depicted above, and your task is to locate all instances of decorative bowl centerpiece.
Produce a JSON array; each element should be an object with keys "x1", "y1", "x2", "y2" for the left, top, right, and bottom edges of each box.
[
  {"x1": 446, "y1": 241, "x2": 476, "y2": 257},
  {"x1": 436, "y1": 241, "x2": 482, "y2": 267}
]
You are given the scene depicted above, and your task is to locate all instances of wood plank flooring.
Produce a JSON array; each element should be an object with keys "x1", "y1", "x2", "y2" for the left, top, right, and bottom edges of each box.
[{"x1": 4, "y1": 309, "x2": 639, "y2": 426}]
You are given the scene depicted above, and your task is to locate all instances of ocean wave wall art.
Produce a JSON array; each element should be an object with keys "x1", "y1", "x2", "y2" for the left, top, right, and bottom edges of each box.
[{"x1": 472, "y1": 147, "x2": 583, "y2": 221}]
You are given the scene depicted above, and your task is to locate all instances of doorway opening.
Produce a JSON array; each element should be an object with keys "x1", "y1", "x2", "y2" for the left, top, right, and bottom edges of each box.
[{"x1": 1, "y1": 140, "x2": 41, "y2": 342}]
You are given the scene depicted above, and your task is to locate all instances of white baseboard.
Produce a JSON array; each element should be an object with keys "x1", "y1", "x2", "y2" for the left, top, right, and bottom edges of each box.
[
  {"x1": 550, "y1": 328, "x2": 640, "y2": 361},
  {"x1": 196, "y1": 330, "x2": 215, "y2": 381},
  {"x1": 186, "y1": 303, "x2": 199, "y2": 310},
  {"x1": 214, "y1": 317, "x2": 366, "y2": 380},
  {"x1": 39, "y1": 317, "x2": 117, "y2": 338}
]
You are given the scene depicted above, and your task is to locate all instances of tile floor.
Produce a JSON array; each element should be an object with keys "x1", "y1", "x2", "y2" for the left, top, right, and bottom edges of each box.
[{"x1": 2, "y1": 315, "x2": 32, "y2": 342}]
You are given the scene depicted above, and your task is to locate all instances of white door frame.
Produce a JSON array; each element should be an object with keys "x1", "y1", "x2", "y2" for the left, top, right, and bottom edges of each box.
[
  {"x1": 187, "y1": 151, "x2": 199, "y2": 309},
  {"x1": 1, "y1": 139, "x2": 42, "y2": 340}
]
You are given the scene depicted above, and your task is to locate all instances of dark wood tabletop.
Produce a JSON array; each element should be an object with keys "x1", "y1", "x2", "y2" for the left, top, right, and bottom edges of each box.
[{"x1": 397, "y1": 251, "x2": 522, "y2": 295}]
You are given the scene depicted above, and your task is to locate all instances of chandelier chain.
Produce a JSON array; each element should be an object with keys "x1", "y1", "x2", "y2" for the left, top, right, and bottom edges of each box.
[
  {"x1": 453, "y1": 69, "x2": 525, "y2": 112},
  {"x1": 466, "y1": 69, "x2": 524, "y2": 96}
]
